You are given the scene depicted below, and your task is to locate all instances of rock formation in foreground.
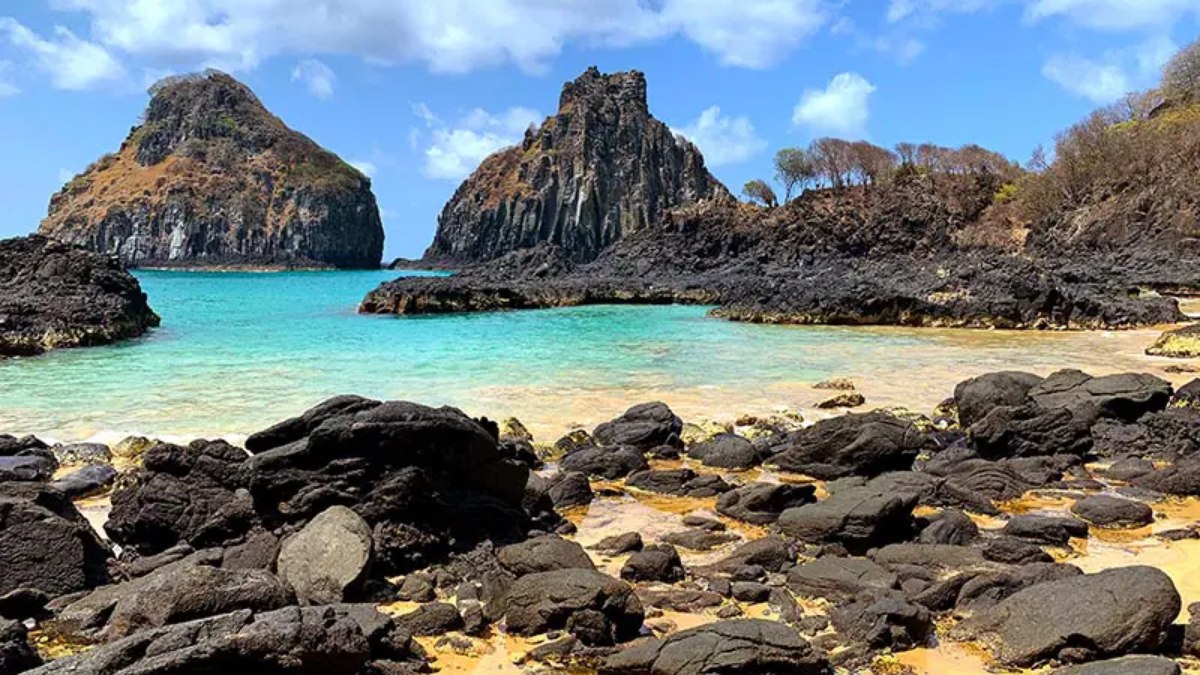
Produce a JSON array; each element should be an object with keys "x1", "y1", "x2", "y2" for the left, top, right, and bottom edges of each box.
[
  {"x1": 423, "y1": 67, "x2": 730, "y2": 265},
  {"x1": 3, "y1": 370, "x2": 1199, "y2": 672},
  {"x1": 39, "y1": 70, "x2": 384, "y2": 269},
  {"x1": 0, "y1": 235, "x2": 159, "y2": 357}
]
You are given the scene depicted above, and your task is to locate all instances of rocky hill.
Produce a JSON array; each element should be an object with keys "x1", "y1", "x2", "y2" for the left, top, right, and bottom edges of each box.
[
  {"x1": 39, "y1": 70, "x2": 384, "y2": 269},
  {"x1": 424, "y1": 67, "x2": 730, "y2": 264},
  {"x1": 0, "y1": 235, "x2": 159, "y2": 357}
]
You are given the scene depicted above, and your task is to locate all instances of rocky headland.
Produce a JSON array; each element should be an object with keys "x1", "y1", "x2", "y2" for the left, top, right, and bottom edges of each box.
[
  {"x1": 3, "y1": 370, "x2": 1200, "y2": 673},
  {"x1": 362, "y1": 66, "x2": 1200, "y2": 331},
  {"x1": 39, "y1": 70, "x2": 384, "y2": 270},
  {"x1": 423, "y1": 67, "x2": 729, "y2": 266},
  {"x1": 0, "y1": 235, "x2": 159, "y2": 358}
]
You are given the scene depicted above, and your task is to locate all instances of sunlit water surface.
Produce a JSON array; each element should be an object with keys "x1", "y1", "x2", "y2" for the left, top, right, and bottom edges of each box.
[{"x1": 0, "y1": 269, "x2": 1192, "y2": 444}]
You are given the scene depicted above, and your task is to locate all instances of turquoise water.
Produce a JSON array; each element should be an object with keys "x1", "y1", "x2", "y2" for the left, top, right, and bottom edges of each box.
[{"x1": 0, "y1": 270, "x2": 1174, "y2": 443}]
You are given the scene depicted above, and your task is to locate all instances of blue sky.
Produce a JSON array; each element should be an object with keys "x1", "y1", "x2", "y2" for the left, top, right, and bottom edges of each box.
[{"x1": 0, "y1": 1, "x2": 1197, "y2": 259}]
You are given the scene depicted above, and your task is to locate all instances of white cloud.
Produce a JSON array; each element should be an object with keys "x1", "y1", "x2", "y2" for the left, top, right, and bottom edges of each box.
[
  {"x1": 417, "y1": 104, "x2": 542, "y2": 180},
  {"x1": 792, "y1": 72, "x2": 876, "y2": 138},
  {"x1": 886, "y1": 0, "x2": 994, "y2": 24},
  {"x1": 291, "y1": 58, "x2": 334, "y2": 99},
  {"x1": 0, "y1": 61, "x2": 17, "y2": 96},
  {"x1": 1025, "y1": 0, "x2": 1200, "y2": 31},
  {"x1": 0, "y1": 18, "x2": 124, "y2": 90},
  {"x1": 1042, "y1": 54, "x2": 1130, "y2": 103},
  {"x1": 1041, "y1": 37, "x2": 1178, "y2": 103},
  {"x1": 873, "y1": 36, "x2": 926, "y2": 64},
  {"x1": 36, "y1": 0, "x2": 829, "y2": 76},
  {"x1": 675, "y1": 106, "x2": 766, "y2": 167},
  {"x1": 348, "y1": 160, "x2": 377, "y2": 177},
  {"x1": 660, "y1": 0, "x2": 828, "y2": 69}
]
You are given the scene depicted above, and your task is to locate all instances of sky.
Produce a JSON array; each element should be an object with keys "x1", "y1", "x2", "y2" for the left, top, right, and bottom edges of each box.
[{"x1": 0, "y1": 1, "x2": 1197, "y2": 260}]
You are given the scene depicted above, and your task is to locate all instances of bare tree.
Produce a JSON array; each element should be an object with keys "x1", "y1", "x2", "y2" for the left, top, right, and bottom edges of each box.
[
  {"x1": 1163, "y1": 37, "x2": 1200, "y2": 103},
  {"x1": 742, "y1": 179, "x2": 778, "y2": 207},
  {"x1": 810, "y1": 137, "x2": 854, "y2": 188},
  {"x1": 849, "y1": 141, "x2": 897, "y2": 185},
  {"x1": 894, "y1": 142, "x2": 918, "y2": 167}
]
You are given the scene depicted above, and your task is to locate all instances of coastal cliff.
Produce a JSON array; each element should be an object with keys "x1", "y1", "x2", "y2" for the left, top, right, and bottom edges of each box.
[
  {"x1": 0, "y1": 235, "x2": 159, "y2": 357},
  {"x1": 39, "y1": 71, "x2": 384, "y2": 269},
  {"x1": 424, "y1": 67, "x2": 730, "y2": 264}
]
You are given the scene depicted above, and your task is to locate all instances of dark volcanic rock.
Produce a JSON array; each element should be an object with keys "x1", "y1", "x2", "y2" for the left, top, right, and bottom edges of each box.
[
  {"x1": 1071, "y1": 494, "x2": 1154, "y2": 528},
  {"x1": 560, "y1": 445, "x2": 649, "y2": 479},
  {"x1": 786, "y1": 557, "x2": 898, "y2": 603},
  {"x1": 487, "y1": 569, "x2": 643, "y2": 645},
  {"x1": 829, "y1": 591, "x2": 933, "y2": 651},
  {"x1": 106, "y1": 440, "x2": 253, "y2": 554},
  {"x1": 594, "y1": 402, "x2": 683, "y2": 451},
  {"x1": 424, "y1": 67, "x2": 729, "y2": 265},
  {"x1": 716, "y1": 483, "x2": 817, "y2": 525},
  {"x1": 497, "y1": 536, "x2": 595, "y2": 577},
  {"x1": 688, "y1": 433, "x2": 764, "y2": 469},
  {"x1": 601, "y1": 619, "x2": 828, "y2": 675},
  {"x1": 620, "y1": 545, "x2": 684, "y2": 583},
  {"x1": 960, "y1": 566, "x2": 1180, "y2": 667},
  {"x1": 592, "y1": 533, "x2": 643, "y2": 555},
  {"x1": 626, "y1": 469, "x2": 732, "y2": 497},
  {"x1": 57, "y1": 561, "x2": 292, "y2": 640},
  {"x1": 954, "y1": 371, "x2": 1044, "y2": 428},
  {"x1": 0, "y1": 235, "x2": 159, "y2": 357},
  {"x1": 777, "y1": 485, "x2": 918, "y2": 554},
  {"x1": 917, "y1": 509, "x2": 980, "y2": 545},
  {"x1": 40, "y1": 71, "x2": 383, "y2": 269},
  {"x1": 0, "y1": 482, "x2": 110, "y2": 599},
  {"x1": 768, "y1": 412, "x2": 930, "y2": 479},
  {"x1": 49, "y1": 464, "x2": 117, "y2": 499},
  {"x1": 1052, "y1": 656, "x2": 1181, "y2": 675},
  {"x1": 0, "y1": 619, "x2": 39, "y2": 674},
  {"x1": 27, "y1": 604, "x2": 422, "y2": 675},
  {"x1": 109, "y1": 398, "x2": 535, "y2": 575},
  {"x1": 1001, "y1": 514, "x2": 1089, "y2": 546},
  {"x1": 1028, "y1": 370, "x2": 1173, "y2": 422},
  {"x1": 956, "y1": 562, "x2": 1083, "y2": 614}
]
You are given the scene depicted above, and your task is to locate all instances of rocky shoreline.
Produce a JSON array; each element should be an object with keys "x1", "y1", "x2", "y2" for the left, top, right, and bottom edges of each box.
[{"x1": 3, "y1": 369, "x2": 1200, "y2": 674}]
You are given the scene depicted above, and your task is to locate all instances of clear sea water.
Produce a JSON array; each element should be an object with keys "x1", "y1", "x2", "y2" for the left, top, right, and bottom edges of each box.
[{"x1": 0, "y1": 270, "x2": 1183, "y2": 444}]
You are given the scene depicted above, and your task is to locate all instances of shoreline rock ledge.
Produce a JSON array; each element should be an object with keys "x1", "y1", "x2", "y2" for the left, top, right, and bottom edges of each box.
[
  {"x1": 0, "y1": 235, "x2": 159, "y2": 357},
  {"x1": 39, "y1": 70, "x2": 384, "y2": 270}
]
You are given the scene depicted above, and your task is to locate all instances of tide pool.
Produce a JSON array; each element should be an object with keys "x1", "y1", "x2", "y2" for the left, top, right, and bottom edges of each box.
[{"x1": 0, "y1": 270, "x2": 1186, "y2": 443}]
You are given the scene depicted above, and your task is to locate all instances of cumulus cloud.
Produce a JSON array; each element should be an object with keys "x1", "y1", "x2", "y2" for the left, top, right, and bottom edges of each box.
[
  {"x1": 0, "y1": 18, "x2": 124, "y2": 90},
  {"x1": 291, "y1": 58, "x2": 335, "y2": 99},
  {"x1": 792, "y1": 72, "x2": 876, "y2": 138},
  {"x1": 1024, "y1": 0, "x2": 1200, "y2": 31},
  {"x1": 675, "y1": 106, "x2": 766, "y2": 167},
  {"x1": 1042, "y1": 37, "x2": 1178, "y2": 103},
  {"x1": 1042, "y1": 54, "x2": 1131, "y2": 103},
  {"x1": 416, "y1": 104, "x2": 542, "y2": 180},
  {"x1": 30, "y1": 0, "x2": 828, "y2": 76}
]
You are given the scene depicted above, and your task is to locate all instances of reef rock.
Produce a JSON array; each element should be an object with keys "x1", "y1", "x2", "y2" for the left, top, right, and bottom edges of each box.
[{"x1": 0, "y1": 235, "x2": 158, "y2": 357}]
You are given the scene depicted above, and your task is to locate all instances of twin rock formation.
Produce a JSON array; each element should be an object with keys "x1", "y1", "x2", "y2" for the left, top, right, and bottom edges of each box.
[
  {"x1": 39, "y1": 71, "x2": 383, "y2": 270},
  {"x1": 40, "y1": 67, "x2": 716, "y2": 271}
]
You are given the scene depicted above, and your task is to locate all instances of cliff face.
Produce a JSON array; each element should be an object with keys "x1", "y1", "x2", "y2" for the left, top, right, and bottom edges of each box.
[
  {"x1": 0, "y1": 235, "x2": 159, "y2": 357},
  {"x1": 425, "y1": 67, "x2": 731, "y2": 264},
  {"x1": 39, "y1": 71, "x2": 384, "y2": 269}
]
